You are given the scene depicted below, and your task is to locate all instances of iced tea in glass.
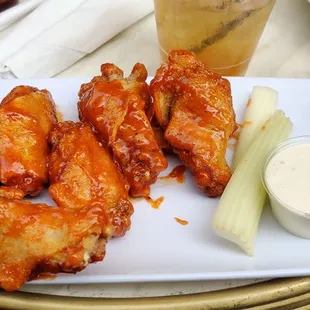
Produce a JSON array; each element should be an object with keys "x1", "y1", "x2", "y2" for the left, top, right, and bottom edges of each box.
[{"x1": 154, "y1": 0, "x2": 276, "y2": 76}]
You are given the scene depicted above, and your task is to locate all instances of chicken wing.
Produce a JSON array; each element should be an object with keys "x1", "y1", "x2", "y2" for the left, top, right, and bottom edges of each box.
[
  {"x1": 78, "y1": 63, "x2": 167, "y2": 197},
  {"x1": 150, "y1": 50, "x2": 236, "y2": 197},
  {"x1": 0, "y1": 86, "x2": 57, "y2": 197},
  {"x1": 48, "y1": 121, "x2": 133, "y2": 237},
  {"x1": 0, "y1": 197, "x2": 109, "y2": 291}
]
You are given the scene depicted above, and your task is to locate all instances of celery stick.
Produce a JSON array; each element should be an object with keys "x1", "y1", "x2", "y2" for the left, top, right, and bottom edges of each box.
[
  {"x1": 232, "y1": 86, "x2": 278, "y2": 171},
  {"x1": 212, "y1": 110, "x2": 293, "y2": 256}
]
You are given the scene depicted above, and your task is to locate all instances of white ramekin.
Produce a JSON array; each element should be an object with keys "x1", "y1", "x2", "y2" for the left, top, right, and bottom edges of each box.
[{"x1": 262, "y1": 136, "x2": 310, "y2": 239}]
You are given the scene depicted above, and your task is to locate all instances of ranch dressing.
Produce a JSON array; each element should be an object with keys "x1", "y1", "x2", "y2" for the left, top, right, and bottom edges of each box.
[{"x1": 265, "y1": 143, "x2": 310, "y2": 214}]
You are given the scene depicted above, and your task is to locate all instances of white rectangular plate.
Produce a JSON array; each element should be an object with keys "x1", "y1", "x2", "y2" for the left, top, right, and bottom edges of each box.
[{"x1": 1, "y1": 76, "x2": 310, "y2": 285}]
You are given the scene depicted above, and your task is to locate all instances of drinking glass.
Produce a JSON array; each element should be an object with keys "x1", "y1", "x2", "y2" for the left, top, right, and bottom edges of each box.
[{"x1": 154, "y1": 0, "x2": 276, "y2": 76}]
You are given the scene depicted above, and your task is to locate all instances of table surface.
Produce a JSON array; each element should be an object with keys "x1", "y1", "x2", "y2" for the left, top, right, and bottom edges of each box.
[{"x1": 9, "y1": 0, "x2": 310, "y2": 299}]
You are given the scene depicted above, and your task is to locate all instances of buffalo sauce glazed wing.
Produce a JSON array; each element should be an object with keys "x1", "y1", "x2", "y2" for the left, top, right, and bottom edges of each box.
[
  {"x1": 0, "y1": 198, "x2": 109, "y2": 291},
  {"x1": 0, "y1": 86, "x2": 57, "y2": 197},
  {"x1": 78, "y1": 63, "x2": 167, "y2": 197},
  {"x1": 48, "y1": 121, "x2": 134, "y2": 237},
  {"x1": 150, "y1": 50, "x2": 237, "y2": 197}
]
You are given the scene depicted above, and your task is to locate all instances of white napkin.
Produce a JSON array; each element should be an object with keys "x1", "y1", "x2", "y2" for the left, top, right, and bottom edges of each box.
[
  {"x1": 0, "y1": 0, "x2": 45, "y2": 32},
  {"x1": 0, "y1": 0, "x2": 154, "y2": 79}
]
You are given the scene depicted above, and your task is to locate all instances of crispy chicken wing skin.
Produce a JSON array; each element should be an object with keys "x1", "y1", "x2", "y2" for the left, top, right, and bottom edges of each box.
[
  {"x1": 78, "y1": 63, "x2": 167, "y2": 197},
  {"x1": 48, "y1": 121, "x2": 134, "y2": 237},
  {"x1": 146, "y1": 103, "x2": 173, "y2": 153},
  {"x1": 150, "y1": 50, "x2": 236, "y2": 197},
  {"x1": 0, "y1": 198, "x2": 109, "y2": 291},
  {"x1": 0, "y1": 187, "x2": 25, "y2": 200},
  {"x1": 0, "y1": 86, "x2": 57, "y2": 197}
]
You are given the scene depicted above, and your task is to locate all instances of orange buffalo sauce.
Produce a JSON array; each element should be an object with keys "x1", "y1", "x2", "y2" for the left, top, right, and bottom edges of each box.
[
  {"x1": 241, "y1": 121, "x2": 252, "y2": 128},
  {"x1": 144, "y1": 196, "x2": 164, "y2": 209},
  {"x1": 231, "y1": 130, "x2": 240, "y2": 141},
  {"x1": 231, "y1": 123, "x2": 241, "y2": 141},
  {"x1": 174, "y1": 217, "x2": 189, "y2": 226},
  {"x1": 160, "y1": 165, "x2": 187, "y2": 183}
]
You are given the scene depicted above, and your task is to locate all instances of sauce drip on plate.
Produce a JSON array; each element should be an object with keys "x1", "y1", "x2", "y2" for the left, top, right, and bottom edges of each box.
[
  {"x1": 144, "y1": 196, "x2": 164, "y2": 209},
  {"x1": 174, "y1": 217, "x2": 188, "y2": 226},
  {"x1": 160, "y1": 165, "x2": 187, "y2": 183}
]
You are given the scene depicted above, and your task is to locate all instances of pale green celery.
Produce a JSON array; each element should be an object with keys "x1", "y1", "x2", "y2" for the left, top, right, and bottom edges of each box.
[
  {"x1": 212, "y1": 110, "x2": 293, "y2": 256},
  {"x1": 232, "y1": 86, "x2": 278, "y2": 171}
]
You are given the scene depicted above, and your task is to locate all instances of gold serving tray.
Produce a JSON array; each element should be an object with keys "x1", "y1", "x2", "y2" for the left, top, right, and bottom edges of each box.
[{"x1": 1, "y1": 277, "x2": 310, "y2": 309}]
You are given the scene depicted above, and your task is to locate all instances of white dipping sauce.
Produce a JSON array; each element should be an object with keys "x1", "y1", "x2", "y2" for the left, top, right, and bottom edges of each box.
[{"x1": 265, "y1": 143, "x2": 310, "y2": 214}]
